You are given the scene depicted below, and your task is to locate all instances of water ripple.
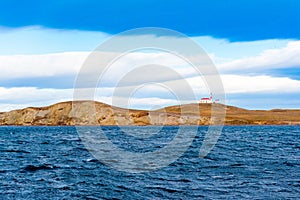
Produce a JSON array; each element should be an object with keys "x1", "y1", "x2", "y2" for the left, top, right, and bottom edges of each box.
[{"x1": 0, "y1": 126, "x2": 299, "y2": 199}]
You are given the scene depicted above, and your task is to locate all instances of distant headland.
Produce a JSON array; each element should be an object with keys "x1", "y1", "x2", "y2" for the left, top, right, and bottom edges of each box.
[{"x1": 0, "y1": 101, "x2": 299, "y2": 126}]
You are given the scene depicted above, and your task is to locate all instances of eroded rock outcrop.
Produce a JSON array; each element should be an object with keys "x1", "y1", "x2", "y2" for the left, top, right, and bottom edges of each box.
[{"x1": 0, "y1": 101, "x2": 299, "y2": 126}]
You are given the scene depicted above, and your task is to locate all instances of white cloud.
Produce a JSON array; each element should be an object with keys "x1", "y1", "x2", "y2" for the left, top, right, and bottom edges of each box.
[
  {"x1": 193, "y1": 36, "x2": 290, "y2": 60},
  {"x1": 218, "y1": 41, "x2": 300, "y2": 72},
  {"x1": 1, "y1": 40, "x2": 299, "y2": 82},
  {"x1": 1, "y1": 27, "x2": 299, "y2": 84},
  {"x1": 0, "y1": 52, "x2": 88, "y2": 79},
  {"x1": 0, "y1": 87, "x2": 73, "y2": 104},
  {"x1": 0, "y1": 27, "x2": 299, "y2": 111},
  {"x1": 0, "y1": 26, "x2": 290, "y2": 58},
  {"x1": 0, "y1": 51, "x2": 203, "y2": 82},
  {"x1": 0, "y1": 86, "x2": 182, "y2": 111},
  {"x1": 221, "y1": 75, "x2": 300, "y2": 94},
  {"x1": 0, "y1": 26, "x2": 109, "y2": 55},
  {"x1": 1, "y1": 74, "x2": 300, "y2": 111}
]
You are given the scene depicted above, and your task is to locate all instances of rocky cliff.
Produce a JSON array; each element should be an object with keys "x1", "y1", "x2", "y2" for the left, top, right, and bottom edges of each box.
[{"x1": 0, "y1": 101, "x2": 299, "y2": 126}]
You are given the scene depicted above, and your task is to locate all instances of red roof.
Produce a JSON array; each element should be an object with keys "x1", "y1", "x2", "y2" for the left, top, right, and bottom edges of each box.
[{"x1": 201, "y1": 98, "x2": 210, "y2": 100}]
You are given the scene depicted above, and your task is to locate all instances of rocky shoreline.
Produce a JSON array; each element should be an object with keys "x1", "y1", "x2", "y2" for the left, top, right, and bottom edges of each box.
[{"x1": 0, "y1": 101, "x2": 299, "y2": 126}]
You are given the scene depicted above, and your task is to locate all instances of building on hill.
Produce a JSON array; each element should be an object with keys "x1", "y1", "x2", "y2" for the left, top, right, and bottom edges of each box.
[
  {"x1": 200, "y1": 93, "x2": 213, "y2": 103},
  {"x1": 200, "y1": 97, "x2": 212, "y2": 103}
]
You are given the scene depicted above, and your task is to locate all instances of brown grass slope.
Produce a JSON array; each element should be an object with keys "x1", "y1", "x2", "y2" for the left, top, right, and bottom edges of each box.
[{"x1": 0, "y1": 101, "x2": 299, "y2": 126}]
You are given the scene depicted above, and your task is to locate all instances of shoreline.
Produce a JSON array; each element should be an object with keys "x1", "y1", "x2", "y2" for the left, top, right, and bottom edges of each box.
[{"x1": 1, "y1": 101, "x2": 300, "y2": 126}]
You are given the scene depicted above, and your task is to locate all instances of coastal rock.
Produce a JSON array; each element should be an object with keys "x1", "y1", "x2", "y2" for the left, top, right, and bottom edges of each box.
[{"x1": 0, "y1": 101, "x2": 299, "y2": 126}]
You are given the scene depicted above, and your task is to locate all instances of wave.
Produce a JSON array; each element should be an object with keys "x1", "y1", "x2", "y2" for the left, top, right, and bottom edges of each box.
[{"x1": 22, "y1": 164, "x2": 56, "y2": 172}]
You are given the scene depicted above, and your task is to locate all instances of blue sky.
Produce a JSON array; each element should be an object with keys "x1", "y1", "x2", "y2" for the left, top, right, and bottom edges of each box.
[
  {"x1": 1, "y1": 0, "x2": 299, "y2": 41},
  {"x1": 0, "y1": 0, "x2": 299, "y2": 111}
]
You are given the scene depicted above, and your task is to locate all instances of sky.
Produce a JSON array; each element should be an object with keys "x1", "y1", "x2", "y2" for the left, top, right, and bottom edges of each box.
[{"x1": 0, "y1": 0, "x2": 300, "y2": 111}]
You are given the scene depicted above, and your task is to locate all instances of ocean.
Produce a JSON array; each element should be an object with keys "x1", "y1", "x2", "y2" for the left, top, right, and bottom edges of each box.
[{"x1": 1, "y1": 126, "x2": 299, "y2": 199}]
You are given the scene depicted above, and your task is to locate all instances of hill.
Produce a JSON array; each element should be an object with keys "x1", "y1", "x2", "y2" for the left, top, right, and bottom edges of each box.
[{"x1": 0, "y1": 101, "x2": 299, "y2": 126}]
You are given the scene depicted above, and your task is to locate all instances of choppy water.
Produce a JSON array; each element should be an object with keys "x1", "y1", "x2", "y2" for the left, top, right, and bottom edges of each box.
[{"x1": 0, "y1": 126, "x2": 299, "y2": 199}]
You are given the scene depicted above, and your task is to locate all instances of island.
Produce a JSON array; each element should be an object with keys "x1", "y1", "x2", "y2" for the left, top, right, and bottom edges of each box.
[{"x1": 0, "y1": 101, "x2": 299, "y2": 126}]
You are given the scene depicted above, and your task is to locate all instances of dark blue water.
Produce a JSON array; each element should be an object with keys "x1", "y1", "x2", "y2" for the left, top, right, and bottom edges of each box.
[{"x1": 1, "y1": 126, "x2": 299, "y2": 199}]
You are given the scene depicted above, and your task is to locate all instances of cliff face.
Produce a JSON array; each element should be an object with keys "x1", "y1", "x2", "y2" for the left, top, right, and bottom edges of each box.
[
  {"x1": 0, "y1": 101, "x2": 299, "y2": 126},
  {"x1": 0, "y1": 101, "x2": 204, "y2": 126}
]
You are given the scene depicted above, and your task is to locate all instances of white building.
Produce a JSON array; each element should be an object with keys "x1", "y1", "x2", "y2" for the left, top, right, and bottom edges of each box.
[{"x1": 200, "y1": 93, "x2": 213, "y2": 103}]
